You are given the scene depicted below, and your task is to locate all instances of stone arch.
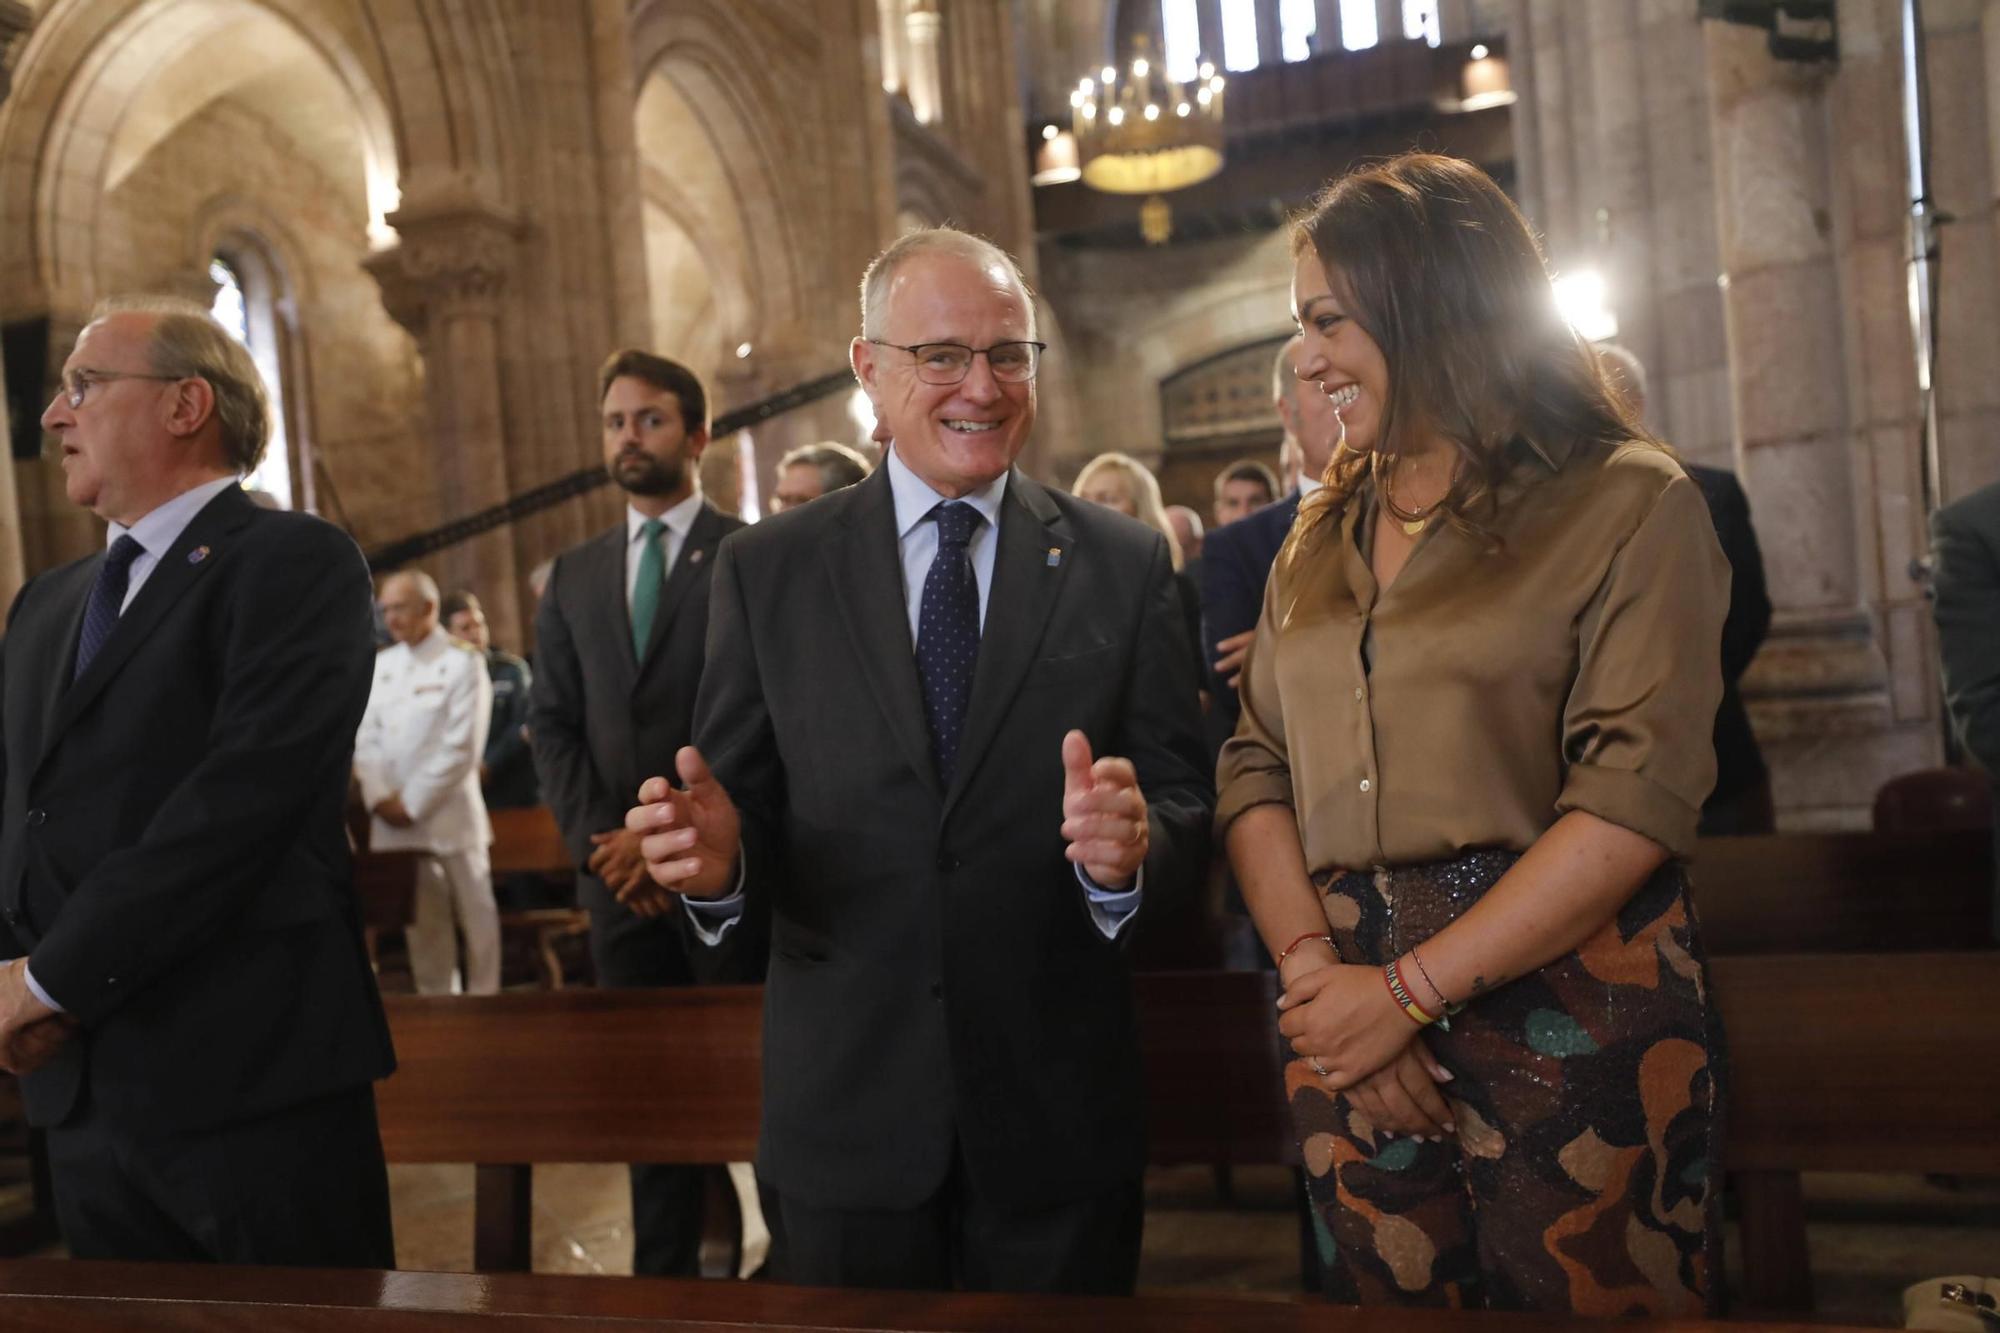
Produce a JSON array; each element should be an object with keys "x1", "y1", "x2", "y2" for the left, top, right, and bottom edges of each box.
[
  {"x1": 0, "y1": 0, "x2": 403, "y2": 316},
  {"x1": 626, "y1": 0, "x2": 814, "y2": 367}
]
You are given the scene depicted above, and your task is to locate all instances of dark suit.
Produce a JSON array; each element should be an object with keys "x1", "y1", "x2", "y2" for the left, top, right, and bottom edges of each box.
[
  {"x1": 528, "y1": 499, "x2": 741, "y2": 1274},
  {"x1": 1686, "y1": 464, "x2": 1773, "y2": 833},
  {"x1": 1930, "y1": 478, "x2": 2000, "y2": 935},
  {"x1": 0, "y1": 483, "x2": 395, "y2": 1264},
  {"x1": 480, "y1": 648, "x2": 538, "y2": 810},
  {"x1": 689, "y1": 465, "x2": 1211, "y2": 1291},
  {"x1": 1200, "y1": 492, "x2": 1300, "y2": 745}
]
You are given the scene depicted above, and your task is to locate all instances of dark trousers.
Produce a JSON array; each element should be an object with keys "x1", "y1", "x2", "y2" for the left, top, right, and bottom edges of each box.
[
  {"x1": 48, "y1": 1084, "x2": 394, "y2": 1267},
  {"x1": 777, "y1": 1146, "x2": 1141, "y2": 1295},
  {"x1": 586, "y1": 874, "x2": 706, "y2": 1277}
]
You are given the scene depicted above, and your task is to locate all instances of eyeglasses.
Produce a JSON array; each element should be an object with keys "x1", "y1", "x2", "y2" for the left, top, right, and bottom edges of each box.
[
  {"x1": 61, "y1": 368, "x2": 183, "y2": 410},
  {"x1": 866, "y1": 340, "x2": 1046, "y2": 385}
]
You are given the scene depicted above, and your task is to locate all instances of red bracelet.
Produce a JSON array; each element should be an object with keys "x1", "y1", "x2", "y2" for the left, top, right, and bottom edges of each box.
[{"x1": 1277, "y1": 931, "x2": 1336, "y2": 969}]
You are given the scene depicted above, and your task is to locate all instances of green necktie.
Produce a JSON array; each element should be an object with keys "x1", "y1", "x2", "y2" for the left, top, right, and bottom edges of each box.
[{"x1": 631, "y1": 517, "x2": 667, "y2": 655}]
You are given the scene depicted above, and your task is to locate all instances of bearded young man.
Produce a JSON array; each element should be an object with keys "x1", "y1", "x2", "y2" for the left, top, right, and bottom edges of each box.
[{"x1": 527, "y1": 348, "x2": 742, "y2": 1276}]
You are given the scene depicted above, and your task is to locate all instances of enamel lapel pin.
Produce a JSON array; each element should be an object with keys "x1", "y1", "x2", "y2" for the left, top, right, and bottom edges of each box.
[
  {"x1": 188, "y1": 545, "x2": 211, "y2": 565},
  {"x1": 1046, "y1": 547, "x2": 1062, "y2": 568}
]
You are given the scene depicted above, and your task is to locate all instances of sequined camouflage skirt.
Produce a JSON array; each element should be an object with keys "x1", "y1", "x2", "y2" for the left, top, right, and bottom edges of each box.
[{"x1": 1292, "y1": 848, "x2": 1725, "y2": 1314}]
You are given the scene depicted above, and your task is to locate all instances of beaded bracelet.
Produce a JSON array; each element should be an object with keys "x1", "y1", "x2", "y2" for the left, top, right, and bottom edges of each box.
[
  {"x1": 1277, "y1": 931, "x2": 1336, "y2": 970},
  {"x1": 1384, "y1": 958, "x2": 1446, "y2": 1029},
  {"x1": 1405, "y1": 945, "x2": 1465, "y2": 1017}
]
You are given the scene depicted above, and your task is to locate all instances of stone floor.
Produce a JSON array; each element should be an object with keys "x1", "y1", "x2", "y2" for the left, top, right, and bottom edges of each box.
[{"x1": 387, "y1": 1162, "x2": 2000, "y2": 1323}]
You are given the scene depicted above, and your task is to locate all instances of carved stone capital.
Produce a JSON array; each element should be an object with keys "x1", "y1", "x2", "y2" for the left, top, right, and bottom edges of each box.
[{"x1": 364, "y1": 192, "x2": 522, "y2": 337}]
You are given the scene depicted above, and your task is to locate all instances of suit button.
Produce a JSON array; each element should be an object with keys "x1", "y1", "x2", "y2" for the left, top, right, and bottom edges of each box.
[
  {"x1": 936, "y1": 852, "x2": 959, "y2": 873},
  {"x1": 25, "y1": 810, "x2": 45, "y2": 827},
  {"x1": 929, "y1": 981, "x2": 943, "y2": 1001},
  {"x1": 4, "y1": 910, "x2": 17, "y2": 926}
]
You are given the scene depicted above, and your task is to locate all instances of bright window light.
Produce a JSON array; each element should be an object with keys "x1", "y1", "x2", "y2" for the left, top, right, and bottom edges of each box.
[
  {"x1": 1403, "y1": 0, "x2": 1441, "y2": 47},
  {"x1": 1222, "y1": 0, "x2": 1259, "y2": 71},
  {"x1": 1280, "y1": 0, "x2": 1316, "y2": 61},
  {"x1": 1339, "y1": 0, "x2": 1377, "y2": 50},
  {"x1": 1552, "y1": 270, "x2": 1619, "y2": 343},
  {"x1": 1161, "y1": 0, "x2": 1200, "y2": 83}
]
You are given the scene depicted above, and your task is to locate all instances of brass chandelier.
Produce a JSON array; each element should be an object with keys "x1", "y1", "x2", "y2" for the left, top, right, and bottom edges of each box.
[{"x1": 1070, "y1": 35, "x2": 1226, "y2": 198}]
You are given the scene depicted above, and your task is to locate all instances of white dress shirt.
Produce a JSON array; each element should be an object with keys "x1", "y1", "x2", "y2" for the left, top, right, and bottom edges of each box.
[
  {"x1": 625, "y1": 490, "x2": 706, "y2": 610},
  {"x1": 683, "y1": 444, "x2": 1141, "y2": 944},
  {"x1": 108, "y1": 474, "x2": 244, "y2": 612}
]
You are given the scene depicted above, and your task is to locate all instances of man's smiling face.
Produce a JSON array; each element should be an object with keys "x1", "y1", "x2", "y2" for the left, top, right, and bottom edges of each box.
[{"x1": 852, "y1": 252, "x2": 1036, "y2": 498}]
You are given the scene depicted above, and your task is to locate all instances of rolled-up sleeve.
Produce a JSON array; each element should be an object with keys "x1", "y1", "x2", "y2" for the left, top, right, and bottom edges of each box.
[
  {"x1": 1555, "y1": 473, "x2": 1728, "y2": 857},
  {"x1": 1215, "y1": 556, "x2": 1296, "y2": 836}
]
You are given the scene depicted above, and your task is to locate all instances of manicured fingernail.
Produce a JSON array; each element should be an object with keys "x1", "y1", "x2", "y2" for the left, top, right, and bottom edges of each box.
[
  {"x1": 1435, "y1": 1068, "x2": 1455, "y2": 1082},
  {"x1": 1443, "y1": 1121, "x2": 1457, "y2": 1134}
]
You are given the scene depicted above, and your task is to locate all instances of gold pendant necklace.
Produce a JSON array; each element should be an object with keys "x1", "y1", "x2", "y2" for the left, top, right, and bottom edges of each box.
[{"x1": 1383, "y1": 464, "x2": 1438, "y2": 537}]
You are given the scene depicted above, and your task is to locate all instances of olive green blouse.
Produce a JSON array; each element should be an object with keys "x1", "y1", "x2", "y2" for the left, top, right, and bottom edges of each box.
[{"x1": 1216, "y1": 435, "x2": 1730, "y2": 869}]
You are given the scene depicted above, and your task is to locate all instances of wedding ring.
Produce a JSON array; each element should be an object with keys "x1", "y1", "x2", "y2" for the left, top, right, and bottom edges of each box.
[{"x1": 1310, "y1": 1057, "x2": 1331, "y2": 1078}]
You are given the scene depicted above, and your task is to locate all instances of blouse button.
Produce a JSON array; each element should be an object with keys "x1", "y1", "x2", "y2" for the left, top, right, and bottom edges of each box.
[
  {"x1": 1353, "y1": 686, "x2": 1364, "y2": 702},
  {"x1": 1359, "y1": 778, "x2": 1372, "y2": 793}
]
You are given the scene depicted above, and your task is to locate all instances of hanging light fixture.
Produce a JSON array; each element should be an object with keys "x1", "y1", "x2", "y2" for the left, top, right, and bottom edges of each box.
[{"x1": 1070, "y1": 34, "x2": 1225, "y2": 197}]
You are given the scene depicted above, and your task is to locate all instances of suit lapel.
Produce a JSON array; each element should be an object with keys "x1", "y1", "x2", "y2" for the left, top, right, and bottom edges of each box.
[
  {"x1": 825, "y1": 470, "x2": 939, "y2": 797},
  {"x1": 584, "y1": 522, "x2": 640, "y2": 678},
  {"x1": 31, "y1": 560, "x2": 97, "y2": 760},
  {"x1": 41, "y1": 486, "x2": 252, "y2": 764},
  {"x1": 638, "y1": 504, "x2": 724, "y2": 672},
  {"x1": 946, "y1": 471, "x2": 1073, "y2": 815}
]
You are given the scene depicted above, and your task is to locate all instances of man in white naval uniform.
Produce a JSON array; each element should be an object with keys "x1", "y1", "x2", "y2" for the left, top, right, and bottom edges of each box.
[{"x1": 354, "y1": 569, "x2": 498, "y2": 994}]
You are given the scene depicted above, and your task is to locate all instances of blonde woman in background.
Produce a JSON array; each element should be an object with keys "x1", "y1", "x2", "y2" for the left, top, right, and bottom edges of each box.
[{"x1": 1074, "y1": 451, "x2": 1205, "y2": 694}]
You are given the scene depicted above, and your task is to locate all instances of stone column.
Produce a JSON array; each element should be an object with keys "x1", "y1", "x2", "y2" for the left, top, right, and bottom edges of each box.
[
  {"x1": 0, "y1": 0, "x2": 32, "y2": 602},
  {"x1": 1254, "y1": 0, "x2": 1284, "y2": 63},
  {"x1": 365, "y1": 188, "x2": 527, "y2": 650},
  {"x1": 1706, "y1": 16, "x2": 1900, "y2": 822},
  {"x1": 1313, "y1": 0, "x2": 1343, "y2": 54}
]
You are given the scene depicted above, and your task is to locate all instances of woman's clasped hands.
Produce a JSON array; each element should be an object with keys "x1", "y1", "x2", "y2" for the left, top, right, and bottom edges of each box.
[{"x1": 1277, "y1": 953, "x2": 1458, "y2": 1143}]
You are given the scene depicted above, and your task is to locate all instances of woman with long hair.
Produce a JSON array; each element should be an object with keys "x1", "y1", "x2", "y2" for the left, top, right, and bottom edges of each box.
[{"x1": 1216, "y1": 153, "x2": 1730, "y2": 1313}]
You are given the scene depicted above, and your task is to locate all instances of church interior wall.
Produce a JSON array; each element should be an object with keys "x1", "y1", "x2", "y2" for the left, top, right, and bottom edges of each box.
[{"x1": 0, "y1": 0, "x2": 1993, "y2": 830}]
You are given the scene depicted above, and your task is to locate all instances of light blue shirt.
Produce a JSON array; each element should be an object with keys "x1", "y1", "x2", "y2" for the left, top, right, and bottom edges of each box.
[
  {"x1": 25, "y1": 474, "x2": 245, "y2": 1013},
  {"x1": 683, "y1": 444, "x2": 1142, "y2": 944}
]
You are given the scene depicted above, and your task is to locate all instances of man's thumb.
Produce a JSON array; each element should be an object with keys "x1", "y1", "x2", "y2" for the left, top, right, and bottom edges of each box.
[{"x1": 1061, "y1": 729, "x2": 1094, "y2": 791}]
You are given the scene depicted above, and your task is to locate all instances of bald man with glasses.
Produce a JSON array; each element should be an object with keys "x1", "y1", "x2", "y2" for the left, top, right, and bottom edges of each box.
[{"x1": 622, "y1": 228, "x2": 1212, "y2": 1294}]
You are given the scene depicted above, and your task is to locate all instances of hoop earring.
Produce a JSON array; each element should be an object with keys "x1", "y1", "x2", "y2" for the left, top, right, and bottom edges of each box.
[{"x1": 1332, "y1": 406, "x2": 1348, "y2": 453}]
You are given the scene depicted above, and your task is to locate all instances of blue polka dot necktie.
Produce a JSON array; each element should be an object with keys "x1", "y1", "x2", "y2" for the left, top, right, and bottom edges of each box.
[
  {"x1": 916, "y1": 501, "x2": 983, "y2": 787},
  {"x1": 73, "y1": 534, "x2": 144, "y2": 681}
]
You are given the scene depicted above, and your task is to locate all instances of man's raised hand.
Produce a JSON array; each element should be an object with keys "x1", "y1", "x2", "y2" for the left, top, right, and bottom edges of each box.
[
  {"x1": 622, "y1": 745, "x2": 742, "y2": 914},
  {"x1": 1058, "y1": 729, "x2": 1149, "y2": 890}
]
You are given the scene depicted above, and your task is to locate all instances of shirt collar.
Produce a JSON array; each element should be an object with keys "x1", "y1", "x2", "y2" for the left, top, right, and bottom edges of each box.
[
  {"x1": 408, "y1": 625, "x2": 451, "y2": 659},
  {"x1": 627, "y1": 489, "x2": 704, "y2": 544},
  {"x1": 110, "y1": 474, "x2": 242, "y2": 558},
  {"x1": 885, "y1": 442, "x2": 1009, "y2": 540}
]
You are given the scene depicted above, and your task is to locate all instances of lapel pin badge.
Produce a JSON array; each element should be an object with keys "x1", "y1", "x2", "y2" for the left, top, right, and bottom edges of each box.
[
  {"x1": 1046, "y1": 547, "x2": 1062, "y2": 568},
  {"x1": 689, "y1": 548, "x2": 704, "y2": 565},
  {"x1": 188, "y1": 545, "x2": 211, "y2": 565}
]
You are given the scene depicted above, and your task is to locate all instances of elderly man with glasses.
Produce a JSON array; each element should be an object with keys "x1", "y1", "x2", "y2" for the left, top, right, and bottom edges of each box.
[
  {"x1": 621, "y1": 227, "x2": 1212, "y2": 1294},
  {"x1": 0, "y1": 296, "x2": 394, "y2": 1265}
]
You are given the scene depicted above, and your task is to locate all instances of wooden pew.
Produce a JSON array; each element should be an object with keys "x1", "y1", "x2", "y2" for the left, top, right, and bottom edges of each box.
[
  {"x1": 377, "y1": 957, "x2": 2000, "y2": 1308},
  {"x1": 1716, "y1": 951, "x2": 2000, "y2": 1309},
  {"x1": 487, "y1": 806, "x2": 588, "y2": 988},
  {"x1": 0, "y1": 1258, "x2": 1892, "y2": 1332},
  {"x1": 1690, "y1": 829, "x2": 1993, "y2": 953}
]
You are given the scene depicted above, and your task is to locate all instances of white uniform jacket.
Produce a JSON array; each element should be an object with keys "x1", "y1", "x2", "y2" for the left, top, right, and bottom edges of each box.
[{"x1": 354, "y1": 627, "x2": 493, "y2": 854}]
